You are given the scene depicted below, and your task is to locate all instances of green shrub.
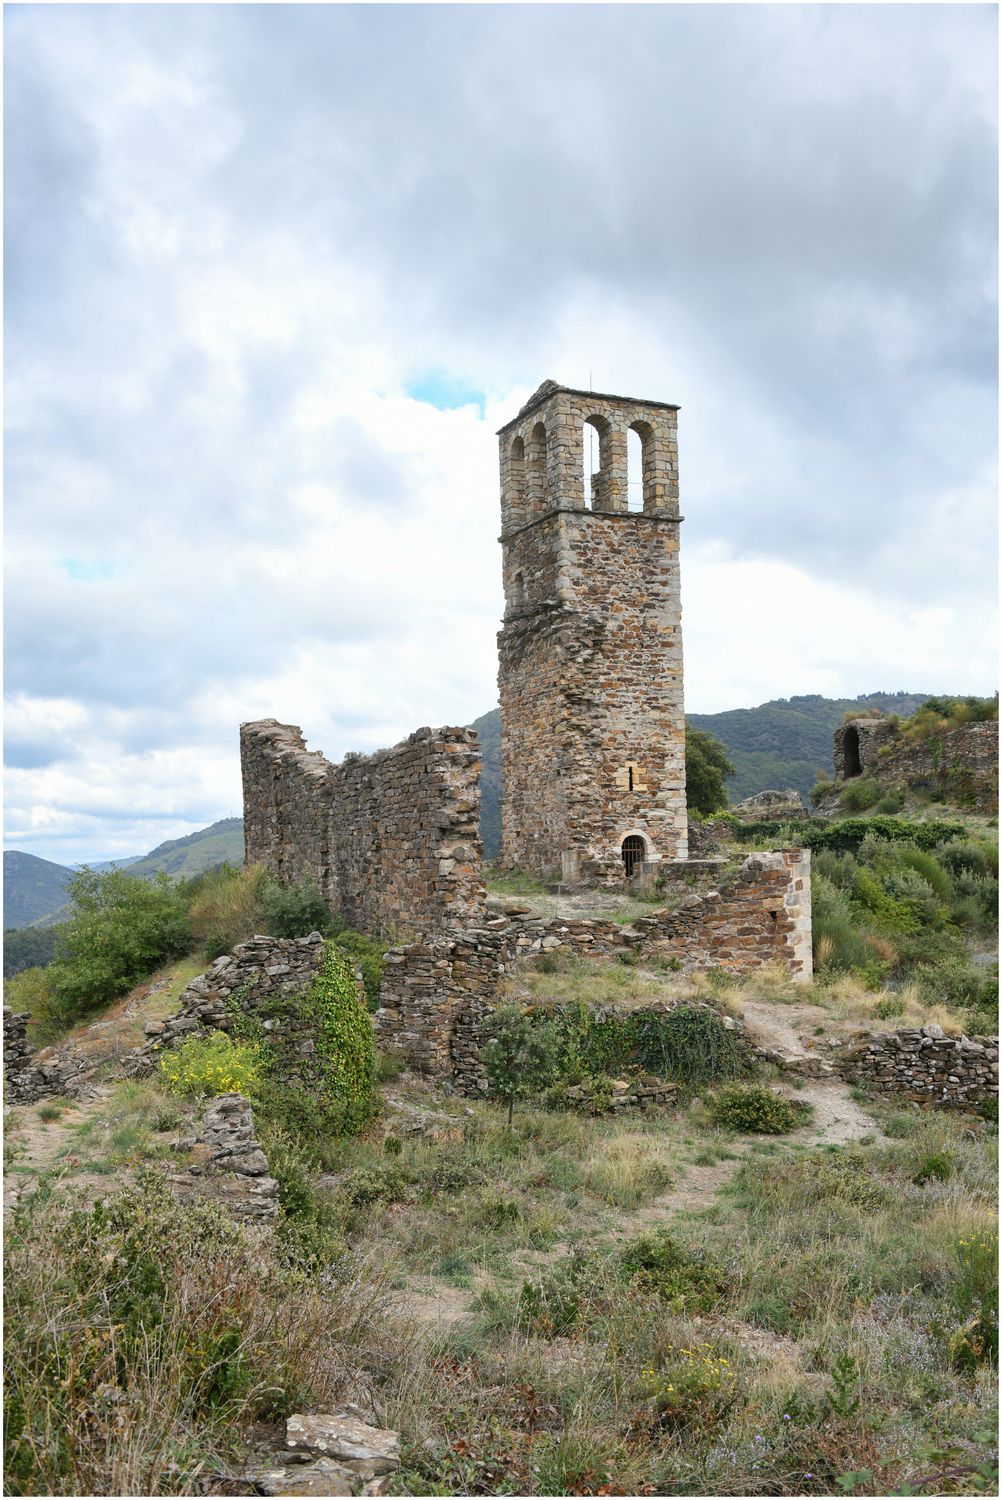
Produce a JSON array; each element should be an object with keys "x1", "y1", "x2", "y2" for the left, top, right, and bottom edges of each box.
[
  {"x1": 841, "y1": 777, "x2": 882, "y2": 812},
  {"x1": 159, "y1": 1032, "x2": 265, "y2": 1099},
  {"x1": 950, "y1": 1230, "x2": 998, "y2": 1368},
  {"x1": 710, "y1": 1083, "x2": 809, "y2": 1134},
  {"x1": 4, "y1": 967, "x2": 63, "y2": 1047},
  {"x1": 482, "y1": 1003, "x2": 562, "y2": 1127},
  {"x1": 633, "y1": 1006, "x2": 747, "y2": 1088},
  {"x1": 48, "y1": 869, "x2": 193, "y2": 1025},
  {"x1": 642, "y1": 1345, "x2": 737, "y2": 1433},
  {"x1": 238, "y1": 941, "x2": 376, "y2": 1146},
  {"x1": 619, "y1": 1230, "x2": 726, "y2": 1309},
  {"x1": 340, "y1": 1163, "x2": 409, "y2": 1208},
  {"x1": 938, "y1": 837, "x2": 998, "y2": 880},
  {"x1": 331, "y1": 928, "x2": 384, "y2": 1010},
  {"x1": 515, "y1": 1251, "x2": 605, "y2": 1337},
  {"x1": 260, "y1": 876, "x2": 333, "y2": 939},
  {"x1": 186, "y1": 863, "x2": 270, "y2": 958},
  {"x1": 916, "y1": 957, "x2": 998, "y2": 1028},
  {"x1": 912, "y1": 1151, "x2": 954, "y2": 1185}
]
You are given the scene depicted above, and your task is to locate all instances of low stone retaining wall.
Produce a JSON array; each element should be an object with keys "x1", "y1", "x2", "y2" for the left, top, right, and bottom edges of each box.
[
  {"x1": 838, "y1": 1024, "x2": 998, "y2": 1107},
  {"x1": 124, "y1": 932, "x2": 348, "y2": 1076},
  {"x1": 2, "y1": 1005, "x2": 99, "y2": 1102}
]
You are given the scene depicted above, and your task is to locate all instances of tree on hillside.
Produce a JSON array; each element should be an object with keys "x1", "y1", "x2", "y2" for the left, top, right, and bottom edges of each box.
[
  {"x1": 49, "y1": 868, "x2": 192, "y2": 1023},
  {"x1": 685, "y1": 725, "x2": 736, "y2": 817}
]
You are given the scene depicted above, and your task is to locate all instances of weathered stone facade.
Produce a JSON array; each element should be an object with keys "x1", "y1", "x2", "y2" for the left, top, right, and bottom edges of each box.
[
  {"x1": 497, "y1": 381, "x2": 686, "y2": 883},
  {"x1": 241, "y1": 720, "x2": 485, "y2": 934},
  {"x1": 832, "y1": 717, "x2": 998, "y2": 813},
  {"x1": 837, "y1": 1024, "x2": 998, "y2": 1108},
  {"x1": 375, "y1": 851, "x2": 812, "y2": 1081}
]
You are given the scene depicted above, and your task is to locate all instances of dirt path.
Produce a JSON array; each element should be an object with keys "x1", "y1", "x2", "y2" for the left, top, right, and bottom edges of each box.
[{"x1": 4, "y1": 1088, "x2": 113, "y2": 1210}]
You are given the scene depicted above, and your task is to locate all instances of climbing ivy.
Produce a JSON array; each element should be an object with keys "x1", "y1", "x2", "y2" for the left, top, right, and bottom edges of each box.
[{"x1": 223, "y1": 942, "x2": 376, "y2": 1143}]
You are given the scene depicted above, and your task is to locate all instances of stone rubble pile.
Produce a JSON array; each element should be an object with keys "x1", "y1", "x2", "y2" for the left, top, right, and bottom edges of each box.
[
  {"x1": 2, "y1": 1005, "x2": 96, "y2": 1103},
  {"x1": 250, "y1": 1411, "x2": 401, "y2": 1497},
  {"x1": 170, "y1": 1093, "x2": 279, "y2": 1220}
]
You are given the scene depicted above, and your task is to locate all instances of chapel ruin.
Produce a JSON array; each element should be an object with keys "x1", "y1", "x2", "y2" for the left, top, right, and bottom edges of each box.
[{"x1": 239, "y1": 380, "x2": 815, "y2": 1078}]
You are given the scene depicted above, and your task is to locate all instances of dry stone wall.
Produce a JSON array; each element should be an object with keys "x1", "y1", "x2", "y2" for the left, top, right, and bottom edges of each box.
[
  {"x1": 497, "y1": 382, "x2": 686, "y2": 883},
  {"x1": 838, "y1": 1024, "x2": 998, "y2": 1108},
  {"x1": 169, "y1": 1094, "x2": 279, "y2": 1221},
  {"x1": 376, "y1": 851, "x2": 812, "y2": 1079},
  {"x1": 125, "y1": 932, "x2": 350, "y2": 1080},
  {"x1": 241, "y1": 720, "x2": 485, "y2": 936},
  {"x1": 833, "y1": 718, "x2": 998, "y2": 813}
]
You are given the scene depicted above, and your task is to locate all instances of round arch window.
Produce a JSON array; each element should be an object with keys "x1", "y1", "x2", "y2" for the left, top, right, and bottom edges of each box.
[{"x1": 622, "y1": 834, "x2": 646, "y2": 877}]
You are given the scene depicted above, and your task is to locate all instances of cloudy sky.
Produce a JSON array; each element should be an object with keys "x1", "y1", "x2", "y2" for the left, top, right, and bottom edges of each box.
[{"x1": 5, "y1": 3, "x2": 998, "y2": 866}]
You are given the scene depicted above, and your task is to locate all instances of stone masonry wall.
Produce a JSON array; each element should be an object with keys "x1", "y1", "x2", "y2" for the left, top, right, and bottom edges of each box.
[
  {"x1": 833, "y1": 719, "x2": 998, "y2": 813},
  {"x1": 497, "y1": 382, "x2": 686, "y2": 883},
  {"x1": 169, "y1": 1094, "x2": 279, "y2": 1221},
  {"x1": 241, "y1": 720, "x2": 485, "y2": 935},
  {"x1": 125, "y1": 932, "x2": 347, "y2": 1077},
  {"x1": 838, "y1": 1024, "x2": 998, "y2": 1108},
  {"x1": 375, "y1": 851, "x2": 812, "y2": 1078}
]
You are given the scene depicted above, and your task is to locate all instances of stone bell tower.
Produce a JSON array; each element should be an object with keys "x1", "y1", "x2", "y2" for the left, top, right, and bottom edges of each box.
[{"x1": 496, "y1": 379, "x2": 687, "y2": 882}]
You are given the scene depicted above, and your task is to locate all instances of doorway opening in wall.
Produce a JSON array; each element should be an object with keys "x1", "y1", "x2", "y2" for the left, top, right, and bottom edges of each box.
[
  {"x1": 622, "y1": 834, "x2": 646, "y2": 877},
  {"x1": 843, "y1": 726, "x2": 862, "y2": 778}
]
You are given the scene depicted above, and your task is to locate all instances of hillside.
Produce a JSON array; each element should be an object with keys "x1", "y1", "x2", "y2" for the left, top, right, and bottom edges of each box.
[
  {"x1": 688, "y1": 691, "x2": 932, "y2": 802},
  {"x1": 121, "y1": 817, "x2": 245, "y2": 880},
  {"x1": 2, "y1": 851, "x2": 74, "y2": 930}
]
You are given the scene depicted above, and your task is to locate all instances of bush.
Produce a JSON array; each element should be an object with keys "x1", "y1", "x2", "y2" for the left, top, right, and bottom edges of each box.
[
  {"x1": 159, "y1": 1032, "x2": 265, "y2": 1098},
  {"x1": 331, "y1": 927, "x2": 384, "y2": 1010},
  {"x1": 482, "y1": 1003, "x2": 562, "y2": 1127},
  {"x1": 48, "y1": 869, "x2": 193, "y2": 1025},
  {"x1": 619, "y1": 1230, "x2": 726, "y2": 1309},
  {"x1": 841, "y1": 777, "x2": 883, "y2": 812},
  {"x1": 260, "y1": 876, "x2": 333, "y2": 939},
  {"x1": 187, "y1": 863, "x2": 270, "y2": 957},
  {"x1": 685, "y1": 727, "x2": 735, "y2": 816},
  {"x1": 950, "y1": 1230, "x2": 998, "y2": 1369},
  {"x1": 4, "y1": 967, "x2": 63, "y2": 1047},
  {"x1": 239, "y1": 941, "x2": 376, "y2": 1147},
  {"x1": 642, "y1": 1345, "x2": 737, "y2": 1433},
  {"x1": 710, "y1": 1083, "x2": 809, "y2": 1134}
]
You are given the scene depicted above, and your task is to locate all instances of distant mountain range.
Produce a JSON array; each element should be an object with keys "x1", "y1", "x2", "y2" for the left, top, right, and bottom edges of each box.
[{"x1": 4, "y1": 695, "x2": 936, "y2": 929}]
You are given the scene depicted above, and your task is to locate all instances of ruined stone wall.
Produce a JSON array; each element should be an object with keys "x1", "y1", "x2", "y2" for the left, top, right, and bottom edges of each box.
[
  {"x1": 241, "y1": 720, "x2": 485, "y2": 935},
  {"x1": 376, "y1": 851, "x2": 812, "y2": 1077},
  {"x1": 838, "y1": 1025, "x2": 998, "y2": 1108},
  {"x1": 833, "y1": 719, "x2": 998, "y2": 813},
  {"x1": 833, "y1": 717, "x2": 897, "y2": 780},
  {"x1": 125, "y1": 932, "x2": 344, "y2": 1078},
  {"x1": 169, "y1": 1094, "x2": 279, "y2": 1221},
  {"x1": 497, "y1": 382, "x2": 686, "y2": 883}
]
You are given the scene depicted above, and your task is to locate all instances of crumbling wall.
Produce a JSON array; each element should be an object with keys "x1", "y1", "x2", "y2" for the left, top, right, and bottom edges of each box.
[
  {"x1": 832, "y1": 719, "x2": 998, "y2": 812},
  {"x1": 241, "y1": 720, "x2": 486, "y2": 935},
  {"x1": 838, "y1": 1025, "x2": 998, "y2": 1108},
  {"x1": 376, "y1": 850, "x2": 812, "y2": 1078},
  {"x1": 169, "y1": 1094, "x2": 279, "y2": 1220}
]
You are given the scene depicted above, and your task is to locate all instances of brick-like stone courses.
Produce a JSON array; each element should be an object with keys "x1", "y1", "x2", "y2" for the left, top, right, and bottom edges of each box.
[
  {"x1": 125, "y1": 933, "x2": 345, "y2": 1080},
  {"x1": 833, "y1": 719, "x2": 998, "y2": 813},
  {"x1": 376, "y1": 852, "x2": 813, "y2": 1077},
  {"x1": 376, "y1": 923, "x2": 514, "y2": 1076},
  {"x1": 241, "y1": 720, "x2": 486, "y2": 935},
  {"x1": 832, "y1": 717, "x2": 897, "y2": 780},
  {"x1": 838, "y1": 1025, "x2": 998, "y2": 1108},
  {"x1": 497, "y1": 382, "x2": 686, "y2": 884}
]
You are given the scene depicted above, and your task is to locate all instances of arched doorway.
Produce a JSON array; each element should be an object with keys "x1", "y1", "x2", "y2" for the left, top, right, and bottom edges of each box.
[
  {"x1": 622, "y1": 834, "x2": 646, "y2": 877},
  {"x1": 843, "y1": 726, "x2": 862, "y2": 778}
]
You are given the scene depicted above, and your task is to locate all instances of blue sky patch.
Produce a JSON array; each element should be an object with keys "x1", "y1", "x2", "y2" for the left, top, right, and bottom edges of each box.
[
  {"x1": 60, "y1": 558, "x2": 114, "y2": 582},
  {"x1": 405, "y1": 373, "x2": 486, "y2": 415}
]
